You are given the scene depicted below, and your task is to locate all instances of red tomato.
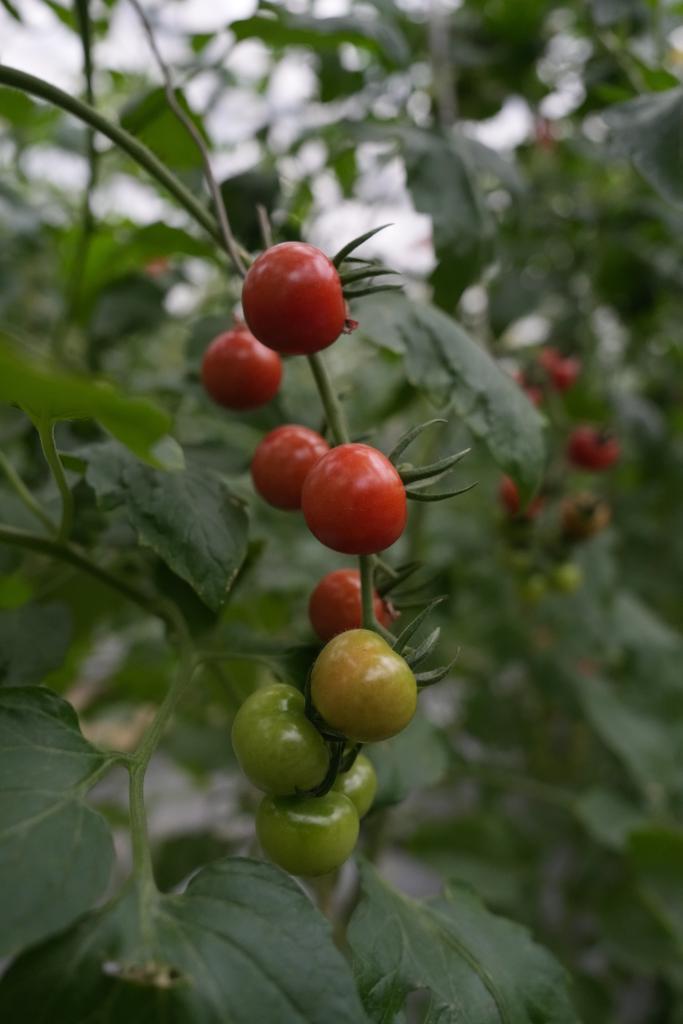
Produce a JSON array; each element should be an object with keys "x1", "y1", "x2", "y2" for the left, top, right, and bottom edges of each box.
[
  {"x1": 251, "y1": 425, "x2": 329, "y2": 510},
  {"x1": 512, "y1": 369, "x2": 542, "y2": 407},
  {"x1": 538, "y1": 348, "x2": 581, "y2": 392},
  {"x1": 241, "y1": 242, "x2": 346, "y2": 355},
  {"x1": 499, "y1": 476, "x2": 544, "y2": 519},
  {"x1": 302, "y1": 444, "x2": 407, "y2": 554},
  {"x1": 567, "y1": 427, "x2": 620, "y2": 471},
  {"x1": 309, "y1": 569, "x2": 394, "y2": 642},
  {"x1": 201, "y1": 324, "x2": 282, "y2": 411}
]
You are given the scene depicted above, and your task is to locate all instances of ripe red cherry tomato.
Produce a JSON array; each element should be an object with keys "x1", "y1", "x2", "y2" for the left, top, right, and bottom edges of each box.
[
  {"x1": 201, "y1": 324, "x2": 282, "y2": 410},
  {"x1": 537, "y1": 347, "x2": 581, "y2": 392},
  {"x1": 498, "y1": 476, "x2": 544, "y2": 519},
  {"x1": 256, "y1": 792, "x2": 359, "y2": 876},
  {"x1": 311, "y1": 628, "x2": 417, "y2": 742},
  {"x1": 567, "y1": 426, "x2": 620, "y2": 471},
  {"x1": 251, "y1": 425, "x2": 329, "y2": 510},
  {"x1": 302, "y1": 444, "x2": 407, "y2": 554},
  {"x1": 308, "y1": 569, "x2": 394, "y2": 642},
  {"x1": 242, "y1": 242, "x2": 346, "y2": 355}
]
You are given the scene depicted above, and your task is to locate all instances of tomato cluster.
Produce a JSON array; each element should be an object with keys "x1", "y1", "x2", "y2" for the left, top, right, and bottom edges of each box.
[
  {"x1": 501, "y1": 346, "x2": 620, "y2": 603},
  {"x1": 202, "y1": 240, "x2": 436, "y2": 877}
]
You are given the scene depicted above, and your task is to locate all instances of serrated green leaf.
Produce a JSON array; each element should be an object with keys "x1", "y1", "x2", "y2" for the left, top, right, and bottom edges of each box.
[
  {"x1": 85, "y1": 443, "x2": 247, "y2": 612},
  {"x1": 0, "y1": 687, "x2": 115, "y2": 955},
  {"x1": 0, "y1": 335, "x2": 180, "y2": 469},
  {"x1": 348, "y1": 861, "x2": 579, "y2": 1024},
  {"x1": 603, "y1": 88, "x2": 683, "y2": 207},
  {"x1": 354, "y1": 295, "x2": 546, "y2": 495},
  {"x1": 0, "y1": 602, "x2": 72, "y2": 685},
  {"x1": 0, "y1": 859, "x2": 369, "y2": 1023}
]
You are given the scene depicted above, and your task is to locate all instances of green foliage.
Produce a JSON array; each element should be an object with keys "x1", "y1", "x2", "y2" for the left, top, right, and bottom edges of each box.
[{"x1": 0, "y1": 687, "x2": 115, "y2": 955}]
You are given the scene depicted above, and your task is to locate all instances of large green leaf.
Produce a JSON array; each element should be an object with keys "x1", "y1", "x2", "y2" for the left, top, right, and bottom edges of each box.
[
  {"x1": 231, "y1": 5, "x2": 408, "y2": 67},
  {"x1": 573, "y1": 673, "x2": 681, "y2": 800},
  {"x1": 0, "y1": 859, "x2": 369, "y2": 1023},
  {"x1": 0, "y1": 335, "x2": 181, "y2": 469},
  {"x1": 401, "y1": 128, "x2": 495, "y2": 304},
  {"x1": 354, "y1": 294, "x2": 546, "y2": 494},
  {"x1": 0, "y1": 687, "x2": 115, "y2": 955},
  {"x1": 0, "y1": 602, "x2": 72, "y2": 685},
  {"x1": 86, "y1": 443, "x2": 248, "y2": 612},
  {"x1": 603, "y1": 88, "x2": 683, "y2": 206},
  {"x1": 348, "y1": 861, "x2": 579, "y2": 1023}
]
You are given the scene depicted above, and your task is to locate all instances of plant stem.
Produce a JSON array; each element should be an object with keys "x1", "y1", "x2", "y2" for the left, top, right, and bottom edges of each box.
[
  {"x1": 359, "y1": 555, "x2": 376, "y2": 630},
  {"x1": 127, "y1": 0, "x2": 248, "y2": 278},
  {"x1": 0, "y1": 523, "x2": 168, "y2": 623},
  {"x1": 307, "y1": 352, "x2": 350, "y2": 445},
  {"x1": 0, "y1": 450, "x2": 55, "y2": 532},
  {"x1": 36, "y1": 419, "x2": 73, "y2": 542},
  {"x1": 0, "y1": 64, "x2": 226, "y2": 251}
]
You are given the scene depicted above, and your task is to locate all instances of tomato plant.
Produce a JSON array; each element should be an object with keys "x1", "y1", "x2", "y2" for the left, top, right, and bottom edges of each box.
[
  {"x1": 251, "y1": 424, "x2": 329, "y2": 510},
  {"x1": 0, "y1": 1, "x2": 681, "y2": 1022}
]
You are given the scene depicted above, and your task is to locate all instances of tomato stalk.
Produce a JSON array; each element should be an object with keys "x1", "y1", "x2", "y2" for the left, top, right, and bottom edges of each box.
[
  {"x1": 35, "y1": 417, "x2": 74, "y2": 543},
  {"x1": 306, "y1": 352, "x2": 350, "y2": 445},
  {"x1": 0, "y1": 450, "x2": 55, "y2": 533}
]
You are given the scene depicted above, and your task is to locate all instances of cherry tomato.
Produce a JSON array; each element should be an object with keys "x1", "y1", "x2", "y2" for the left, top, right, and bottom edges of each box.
[
  {"x1": 256, "y1": 792, "x2": 359, "y2": 876},
  {"x1": 521, "y1": 573, "x2": 547, "y2": 604},
  {"x1": 302, "y1": 444, "x2": 407, "y2": 555},
  {"x1": 537, "y1": 347, "x2": 581, "y2": 392},
  {"x1": 201, "y1": 324, "x2": 282, "y2": 410},
  {"x1": 251, "y1": 425, "x2": 330, "y2": 510},
  {"x1": 333, "y1": 753, "x2": 377, "y2": 818},
  {"x1": 561, "y1": 493, "x2": 612, "y2": 540},
  {"x1": 567, "y1": 426, "x2": 620, "y2": 471},
  {"x1": 551, "y1": 562, "x2": 584, "y2": 593},
  {"x1": 308, "y1": 569, "x2": 394, "y2": 642},
  {"x1": 231, "y1": 683, "x2": 328, "y2": 795},
  {"x1": 311, "y1": 628, "x2": 417, "y2": 742},
  {"x1": 498, "y1": 476, "x2": 544, "y2": 519},
  {"x1": 242, "y1": 242, "x2": 346, "y2": 355}
]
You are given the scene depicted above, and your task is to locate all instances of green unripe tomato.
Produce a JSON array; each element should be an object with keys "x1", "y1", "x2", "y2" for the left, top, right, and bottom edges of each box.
[
  {"x1": 311, "y1": 628, "x2": 417, "y2": 742},
  {"x1": 551, "y1": 562, "x2": 584, "y2": 593},
  {"x1": 231, "y1": 683, "x2": 328, "y2": 795},
  {"x1": 521, "y1": 573, "x2": 547, "y2": 604},
  {"x1": 256, "y1": 792, "x2": 359, "y2": 876},
  {"x1": 333, "y1": 753, "x2": 377, "y2": 818}
]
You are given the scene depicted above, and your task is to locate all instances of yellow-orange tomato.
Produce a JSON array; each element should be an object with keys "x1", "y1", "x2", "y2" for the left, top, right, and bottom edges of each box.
[{"x1": 311, "y1": 629, "x2": 417, "y2": 742}]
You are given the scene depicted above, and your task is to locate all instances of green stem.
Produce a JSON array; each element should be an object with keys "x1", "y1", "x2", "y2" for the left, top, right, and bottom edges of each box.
[
  {"x1": 0, "y1": 523, "x2": 168, "y2": 624},
  {"x1": 128, "y1": 764, "x2": 156, "y2": 892},
  {"x1": 36, "y1": 419, "x2": 73, "y2": 542},
  {"x1": 0, "y1": 450, "x2": 55, "y2": 532},
  {"x1": 0, "y1": 64, "x2": 224, "y2": 250},
  {"x1": 359, "y1": 555, "x2": 376, "y2": 630},
  {"x1": 307, "y1": 352, "x2": 350, "y2": 445}
]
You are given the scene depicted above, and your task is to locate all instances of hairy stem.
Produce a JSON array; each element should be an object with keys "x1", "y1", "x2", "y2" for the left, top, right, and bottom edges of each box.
[
  {"x1": 127, "y1": 0, "x2": 248, "y2": 278},
  {"x1": 307, "y1": 352, "x2": 350, "y2": 445},
  {"x1": 0, "y1": 64, "x2": 225, "y2": 249},
  {"x1": 0, "y1": 450, "x2": 55, "y2": 532},
  {"x1": 36, "y1": 419, "x2": 73, "y2": 542}
]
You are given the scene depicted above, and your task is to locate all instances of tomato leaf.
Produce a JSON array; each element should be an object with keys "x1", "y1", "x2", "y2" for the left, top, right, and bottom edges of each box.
[
  {"x1": 0, "y1": 335, "x2": 182, "y2": 470},
  {"x1": 348, "y1": 860, "x2": 579, "y2": 1023},
  {"x1": 0, "y1": 858, "x2": 369, "y2": 1023},
  {"x1": 0, "y1": 687, "x2": 115, "y2": 956},
  {"x1": 354, "y1": 295, "x2": 546, "y2": 496},
  {"x1": 85, "y1": 443, "x2": 248, "y2": 612},
  {"x1": 0, "y1": 602, "x2": 72, "y2": 685},
  {"x1": 603, "y1": 88, "x2": 683, "y2": 207}
]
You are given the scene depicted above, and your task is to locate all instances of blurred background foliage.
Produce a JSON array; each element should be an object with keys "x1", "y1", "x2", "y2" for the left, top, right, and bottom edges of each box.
[{"x1": 1, "y1": 0, "x2": 683, "y2": 1021}]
